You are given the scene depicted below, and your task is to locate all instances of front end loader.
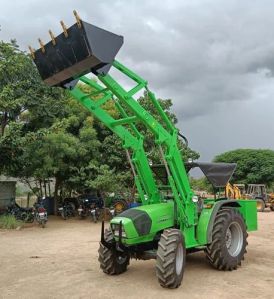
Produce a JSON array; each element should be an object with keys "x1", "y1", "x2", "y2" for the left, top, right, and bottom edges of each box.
[{"x1": 29, "y1": 11, "x2": 258, "y2": 288}]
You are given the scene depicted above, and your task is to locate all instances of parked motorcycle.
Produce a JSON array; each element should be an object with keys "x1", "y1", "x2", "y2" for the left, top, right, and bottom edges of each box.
[
  {"x1": 77, "y1": 199, "x2": 90, "y2": 219},
  {"x1": 90, "y1": 207, "x2": 115, "y2": 223},
  {"x1": 58, "y1": 200, "x2": 76, "y2": 220},
  {"x1": 20, "y1": 208, "x2": 35, "y2": 223},
  {"x1": 34, "y1": 199, "x2": 48, "y2": 228},
  {"x1": 90, "y1": 205, "x2": 103, "y2": 223},
  {"x1": 6, "y1": 202, "x2": 34, "y2": 223},
  {"x1": 77, "y1": 194, "x2": 104, "y2": 219}
]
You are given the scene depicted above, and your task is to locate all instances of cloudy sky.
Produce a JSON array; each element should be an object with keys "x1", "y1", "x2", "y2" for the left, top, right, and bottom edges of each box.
[{"x1": 1, "y1": 0, "x2": 274, "y2": 162}]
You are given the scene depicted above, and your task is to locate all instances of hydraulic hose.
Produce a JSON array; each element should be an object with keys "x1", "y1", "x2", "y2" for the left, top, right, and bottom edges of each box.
[{"x1": 178, "y1": 132, "x2": 189, "y2": 148}]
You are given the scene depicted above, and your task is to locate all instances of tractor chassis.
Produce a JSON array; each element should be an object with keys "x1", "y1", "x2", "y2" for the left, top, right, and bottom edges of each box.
[
  {"x1": 100, "y1": 220, "x2": 206, "y2": 261},
  {"x1": 100, "y1": 221, "x2": 160, "y2": 260}
]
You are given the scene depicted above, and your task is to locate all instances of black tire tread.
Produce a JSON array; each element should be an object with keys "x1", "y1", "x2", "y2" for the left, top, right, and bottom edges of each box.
[
  {"x1": 156, "y1": 229, "x2": 185, "y2": 289},
  {"x1": 205, "y1": 208, "x2": 248, "y2": 271},
  {"x1": 98, "y1": 229, "x2": 129, "y2": 275}
]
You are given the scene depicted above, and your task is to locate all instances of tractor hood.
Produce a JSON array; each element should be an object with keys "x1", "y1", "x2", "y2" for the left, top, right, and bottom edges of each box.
[{"x1": 110, "y1": 202, "x2": 174, "y2": 245}]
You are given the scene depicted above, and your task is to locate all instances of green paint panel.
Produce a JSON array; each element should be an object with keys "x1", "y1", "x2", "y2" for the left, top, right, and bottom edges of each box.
[
  {"x1": 237, "y1": 200, "x2": 258, "y2": 231},
  {"x1": 197, "y1": 199, "x2": 258, "y2": 245},
  {"x1": 197, "y1": 204, "x2": 215, "y2": 245},
  {"x1": 110, "y1": 202, "x2": 174, "y2": 245}
]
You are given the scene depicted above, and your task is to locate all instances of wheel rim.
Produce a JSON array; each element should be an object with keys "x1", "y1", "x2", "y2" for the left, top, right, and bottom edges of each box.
[
  {"x1": 115, "y1": 202, "x2": 125, "y2": 213},
  {"x1": 225, "y1": 222, "x2": 243, "y2": 257},
  {"x1": 175, "y1": 243, "x2": 184, "y2": 275}
]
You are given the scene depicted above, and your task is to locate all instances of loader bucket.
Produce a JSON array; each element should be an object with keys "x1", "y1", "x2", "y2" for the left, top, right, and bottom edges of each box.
[{"x1": 32, "y1": 19, "x2": 123, "y2": 87}]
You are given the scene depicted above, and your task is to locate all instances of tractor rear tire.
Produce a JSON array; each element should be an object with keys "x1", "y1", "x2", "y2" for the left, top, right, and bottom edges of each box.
[
  {"x1": 205, "y1": 209, "x2": 247, "y2": 271},
  {"x1": 98, "y1": 229, "x2": 129, "y2": 275},
  {"x1": 113, "y1": 199, "x2": 128, "y2": 215},
  {"x1": 156, "y1": 229, "x2": 186, "y2": 289},
  {"x1": 256, "y1": 198, "x2": 265, "y2": 212}
]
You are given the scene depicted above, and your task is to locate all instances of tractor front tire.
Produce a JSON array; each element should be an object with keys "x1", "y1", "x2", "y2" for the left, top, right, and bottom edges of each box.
[
  {"x1": 205, "y1": 209, "x2": 247, "y2": 271},
  {"x1": 156, "y1": 229, "x2": 186, "y2": 289},
  {"x1": 98, "y1": 229, "x2": 129, "y2": 275}
]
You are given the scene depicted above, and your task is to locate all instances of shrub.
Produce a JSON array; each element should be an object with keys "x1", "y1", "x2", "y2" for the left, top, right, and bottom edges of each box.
[{"x1": 0, "y1": 215, "x2": 22, "y2": 229}]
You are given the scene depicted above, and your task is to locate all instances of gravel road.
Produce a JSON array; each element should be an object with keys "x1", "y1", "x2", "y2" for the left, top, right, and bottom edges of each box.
[{"x1": 0, "y1": 213, "x2": 273, "y2": 299}]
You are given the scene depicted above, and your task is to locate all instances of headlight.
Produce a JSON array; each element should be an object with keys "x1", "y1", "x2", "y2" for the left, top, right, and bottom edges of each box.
[
  {"x1": 192, "y1": 195, "x2": 199, "y2": 203},
  {"x1": 111, "y1": 223, "x2": 127, "y2": 238}
]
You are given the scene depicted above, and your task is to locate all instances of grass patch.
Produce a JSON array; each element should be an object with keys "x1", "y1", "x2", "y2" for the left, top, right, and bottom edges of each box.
[{"x1": 0, "y1": 215, "x2": 22, "y2": 229}]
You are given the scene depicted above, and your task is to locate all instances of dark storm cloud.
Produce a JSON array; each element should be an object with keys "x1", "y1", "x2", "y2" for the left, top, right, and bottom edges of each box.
[{"x1": 1, "y1": 0, "x2": 274, "y2": 160}]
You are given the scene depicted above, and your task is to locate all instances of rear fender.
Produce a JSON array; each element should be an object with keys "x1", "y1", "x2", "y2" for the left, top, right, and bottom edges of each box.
[{"x1": 197, "y1": 200, "x2": 241, "y2": 245}]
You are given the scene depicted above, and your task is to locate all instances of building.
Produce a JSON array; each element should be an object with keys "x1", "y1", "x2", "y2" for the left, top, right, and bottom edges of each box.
[{"x1": 0, "y1": 179, "x2": 16, "y2": 213}]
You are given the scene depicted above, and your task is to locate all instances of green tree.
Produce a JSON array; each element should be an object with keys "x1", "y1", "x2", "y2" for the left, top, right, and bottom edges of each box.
[
  {"x1": 214, "y1": 149, "x2": 274, "y2": 186},
  {"x1": 0, "y1": 41, "x2": 200, "y2": 207},
  {"x1": 190, "y1": 177, "x2": 211, "y2": 192},
  {"x1": 0, "y1": 40, "x2": 68, "y2": 189},
  {"x1": 0, "y1": 41, "x2": 37, "y2": 135},
  {"x1": 137, "y1": 91, "x2": 199, "y2": 163}
]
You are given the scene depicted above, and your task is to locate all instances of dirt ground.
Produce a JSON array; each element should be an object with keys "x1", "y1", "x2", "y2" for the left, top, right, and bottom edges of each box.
[{"x1": 0, "y1": 213, "x2": 273, "y2": 299}]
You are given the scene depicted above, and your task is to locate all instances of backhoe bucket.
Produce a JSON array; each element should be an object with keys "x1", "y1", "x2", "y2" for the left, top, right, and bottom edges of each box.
[{"x1": 32, "y1": 19, "x2": 123, "y2": 87}]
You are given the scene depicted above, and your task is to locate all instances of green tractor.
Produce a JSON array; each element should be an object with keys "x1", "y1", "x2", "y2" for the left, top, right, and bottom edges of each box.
[{"x1": 30, "y1": 11, "x2": 257, "y2": 289}]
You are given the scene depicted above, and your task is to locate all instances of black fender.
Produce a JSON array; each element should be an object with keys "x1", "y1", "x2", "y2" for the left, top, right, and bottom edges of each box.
[{"x1": 207, "y1": 200, "x2": 241, "y2": 244}]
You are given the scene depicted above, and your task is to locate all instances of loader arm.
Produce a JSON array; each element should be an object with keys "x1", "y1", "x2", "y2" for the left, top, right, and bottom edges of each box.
[
  {"x1": 68, "y1": 61, "x2": 197, "y2": 241},
  {"x1": 83, "y1": 61, "x2": 196, "y2": 238}
]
